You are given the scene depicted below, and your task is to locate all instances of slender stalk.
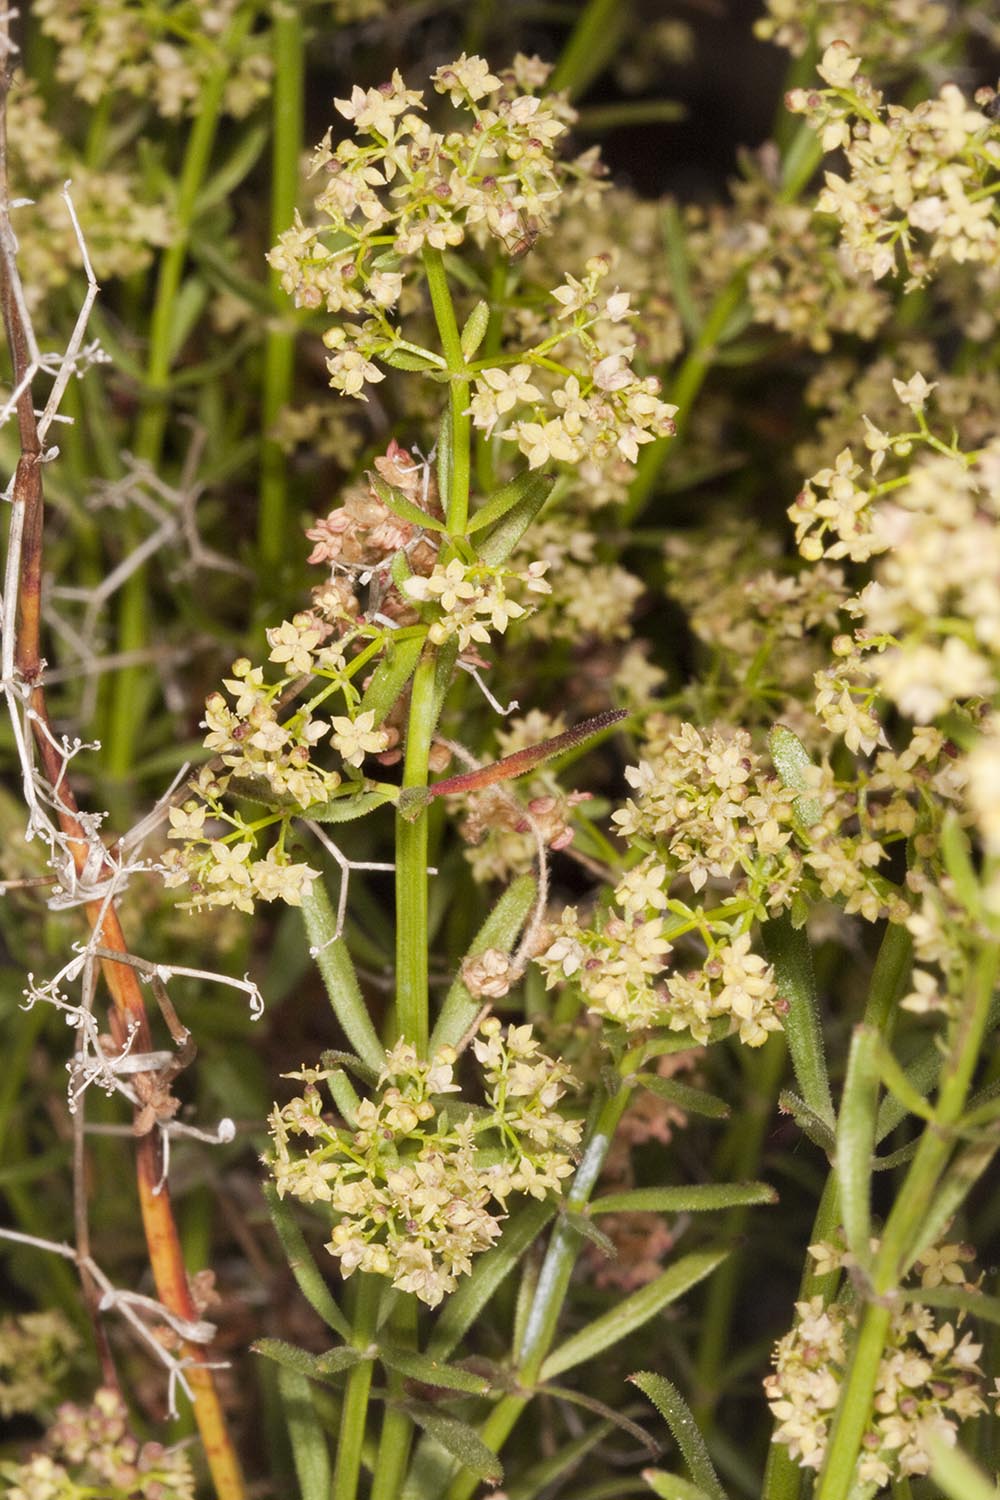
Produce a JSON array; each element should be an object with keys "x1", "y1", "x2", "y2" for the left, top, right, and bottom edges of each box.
[
  {"x1": 395, "y1": 651, "x2": 438, "y2": 1054},
  {"x1": 370, "y1": 1298, "x2": 418, "y2": 1500},
  {"x1": 107, "y1": 10, "x2": 252, "y2": 780},
  {"x1": 332, "y1": 1275, "x2": 381, "y2": 1500},
  {"x1": 423, "y1": 248, "x2": 471, "y2": 534},
  {"x1": 258, "y1": 2, "x2": 304, "y2": 568}
]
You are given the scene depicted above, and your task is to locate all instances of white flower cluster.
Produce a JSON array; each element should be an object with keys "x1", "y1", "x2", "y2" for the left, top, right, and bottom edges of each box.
[
  {"x1": 536, "y1": 722, "x2": 803, "y2": 1046},
  {"x1": 162, "y1": 639, "x2": 390, "y2": 913},
  {"x1": 796, "y1": 415, "x2": 1000, "y2": 731},
  {"x1": 268, "y1": 1023, "x2": 581, "y2": 1308},
  {"x1": 765, "y1": 1241, "x2": 989, "y2": 1488},
  {"x1": 788, "y1": 44, "x2": 1000, "y2": 286},
  {"x1": 35, "y1": 0, "x2": 272, "y2": 119},
  {"x1": 466, "y1": 259, "x2": 676, "y2": 468},
  {"x1": 401, "y1": 556, "x2": 551, "y2": 650},
  {"x1": 756, "y1": 0, "x2": 951, "y2": 70},
  {"x1": 268, "y1": 54, "x2": 603, "y2": 401},
  {"x1": 788, "y1": 371, "x2": 947, "y2": 565}
]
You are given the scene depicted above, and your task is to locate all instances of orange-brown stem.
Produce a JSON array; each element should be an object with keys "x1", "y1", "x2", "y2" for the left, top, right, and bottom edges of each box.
[{"x1": 0, "y1": 123, "x2": 245, "y2": 1497}]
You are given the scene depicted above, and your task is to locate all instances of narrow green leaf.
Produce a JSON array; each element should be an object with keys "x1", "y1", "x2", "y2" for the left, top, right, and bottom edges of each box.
[
  {"x1": 277, "y1": 1365, "x2": 332, "y2": 1500},
  {"x1": 315, "y1": 1346, "x2": 371, "y2": 1376},
  {"x1": 381, "y1": 347, "x2": 443, "y2": 371},
  {"x1": 326, "y1": 1067, "x2": 361, "y2": 1128},
  {"x1": 869, "y1": 1035, "x2": 934, "y2": 1122},
  {"x1": 643, "y1": 1470, "x2": 716, "y2": 1500},
  {"x1": 562, "y1": 1210, "x2": 617, "y2": 1258},
  {"x1": 633, "y1": 1073, "x2": 730, "y2": 1120},
  {"x1": 380, "y1": 1346, "x2": 490, "y2": 1395},
  {"x1": 940, "y1": 813, "x2": 982, "y2": 918},
  {"x1": 318, "y1": 1049, "x2": 378, "y2": 1088},
  {"x1": 539, "y1": 1250, "x2": 728, "y2": 1382},
  {"x1": 430, "y1": 874, "x2": 537, "y2": 1050},
  {"x1": 253, "y1": 1337, "x2": 366, "y2": 1385},
  {"x1": 301, "y1": 880, "x2": 384, "y2": 1072},
  {"x1": 543, "y1": 1383, "x2": 658, "y2": 1452},
  {"x1": 590, "y1": 1184, "x2": 776, "y2": 1216},
  {"x1": 306, "y1": 789, "x2": 397, "y2": 823},
  {"x1": 961, "y1": 1077, "x2": 1000, "y2": 1130},
  {"x1": 662, "y1": 200, "x2": 700, "y2": 340},
  {"x1": 763, "y1": 913, "x2": 833, "y2": 1129},
  {"x1": 630, "y1": 1372, "x2": 727, "y2": 1500},
  {"x1": 504, "y1": 1420, "x2": 613, "y2": 1500},
  {"x1": 369, "y1": 472, "x2": 447, "y2": 532},
  {"x1": 189, "y1": 233, "x2": 276, "y2": 314},
  {"x1": 904, "y1": 1137, "x2": 999, "y2": 1277},
  {"x1": 391, "y1": 548, "x2": 413, "y2": 591},
  {"x1": 427, "y1": 1199, "x2": 554, "y2": 1360},
  {"x1": 88, "y1": 304, "x2": 147, "y2": 381},
  {"x1": 836, "y1": 1026, "x2": 880, "y2": 1264},
  {"x1": 927, "y1": 1437, "x2": 1000, "y2": 1500},
  {"x1": 576, "y1": 98, "x2": 686, "y2": 130},
  {"x1": 167, "y1": 277, "x2": 209, "y2": 363},
  {"x1": 459, "y1": 299, "x2": 490, "y2": 358},
  {"x1": 262, "y1": 1184, "x2": 352, "y2": 1341},
  {"x1": 768, "y1": 725, "x2": 822, "y2": 828},
  {"x1": 900, "y1": 1285, "x2": 1000, "y2": 1325},
  {"x1": 778, "y1": 1089, "x2": 836, "y2": 1155},
  {"x1": 875, "y1": 1037, "x2": 940, "y2": 1144},
  {"x1": 467, "y1": 470, "x2": 553, "y2": 535},
  {"x1": 194, "y1": 121, "x2": 269, "y2": 214},
  {"x1": 360, "y1": 633, "x2": 425, "y2": 727},
  {"x1": 477, "y1": 475, "x2": 556, "y2": 566},
  {"x1": 402, "y1": 1403, "x2": 503, "y2": 1484}
]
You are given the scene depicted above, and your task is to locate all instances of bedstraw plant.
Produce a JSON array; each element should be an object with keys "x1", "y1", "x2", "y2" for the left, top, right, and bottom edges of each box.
[{"x1": 1, "y1": 4, "x2": 1000, "y2": 1500}]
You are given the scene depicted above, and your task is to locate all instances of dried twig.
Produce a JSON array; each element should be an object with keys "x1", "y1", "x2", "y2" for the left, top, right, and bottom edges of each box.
[{"x1": 0, "y1": 16, "x2": 245, "y2": 1495}]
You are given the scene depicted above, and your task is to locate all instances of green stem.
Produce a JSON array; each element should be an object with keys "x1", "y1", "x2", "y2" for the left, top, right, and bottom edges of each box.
[
  {"x1": 395, "y1": 650, "x2": 437, "y2": 1055},
  {"x1": 423, "y1": 248, "x2": 470, "y2": 534},
  {"x1": 444, "y1": 1085, "x2": 633, "y2": 1500},
  {"x1": 762, "y1": 918, "x2": 912, "y2": 1500},
  {"x1": 106, "y1": 11, "x2": 251, "y2": 781},
  {"x1": 622, "y1": 271, "x2": 747, "y2": 525},
  {"x1": 258, "y1": 1, "x2": 304, "y2": 568},
  {"x1": 814, "y1": 942, "x2": 998, "y2": 1500},
  {"x1": 332, "y1": 1275, "x2": 381, "y2": 1500},
  {"x1": 370, "y1": 1298, "x2": 418, "y2": 1500}
]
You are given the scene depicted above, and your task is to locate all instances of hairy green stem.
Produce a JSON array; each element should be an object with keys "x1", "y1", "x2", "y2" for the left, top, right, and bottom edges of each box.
[
  {"x1": 814, "y1": 942, "x2": 998, "y2": 1500},
  {"x1": 332, "y1": 1275, "x2": 381, "y2": 1500},
  {"x1": 370, "y1": 1299, "x2": 418, "y2": 1500},
  {"x1": 395, "y1": 651, "x2": 437, "y2": 1055},
  {"x1": 107, "y1": 11, "x2": 251, "y2": 779},
  {"x1": 258, "y1": 2, "x2": 304, "y2": 568},
  {"x1": 423, "y1": 248, "x2": 470, "y2": 533}
]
